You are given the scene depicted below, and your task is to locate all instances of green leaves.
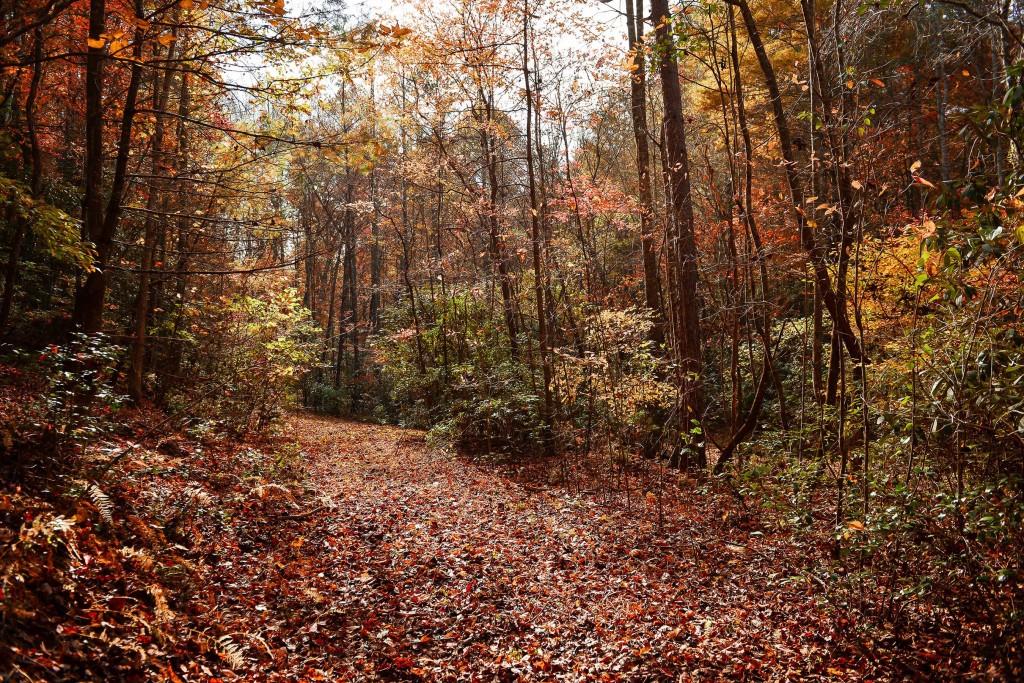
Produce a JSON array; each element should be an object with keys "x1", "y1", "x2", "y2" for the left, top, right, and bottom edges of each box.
[{"x1": 0, "y1": 176, "x2": 96, "y2": 271}]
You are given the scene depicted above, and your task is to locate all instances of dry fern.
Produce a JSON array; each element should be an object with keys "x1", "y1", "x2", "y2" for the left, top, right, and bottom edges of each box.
[
  {"x1": 179, "y1": 485, "x2": 213, "y2": 508},
  {"x1": 215, "y1": 634, "x2": 246, "y2": 669},
  {"x1": 251, "y1": 483, "x2": 292, "y2": 500},
  {"x1": 87, "y1": 484, "x2": 114, "y2": 524}
]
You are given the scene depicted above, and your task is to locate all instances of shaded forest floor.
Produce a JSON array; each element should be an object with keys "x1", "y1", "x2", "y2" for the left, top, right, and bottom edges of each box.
[{"x1": 1, "y1": 393, "x2": 993, "y2": 681}]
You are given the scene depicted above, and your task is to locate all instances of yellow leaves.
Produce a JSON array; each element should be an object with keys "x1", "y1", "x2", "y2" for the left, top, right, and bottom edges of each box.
[
  {"x1": 375, "y1": 22, "x2": 413, "y2": 54},
  {"x1": 910, "y1": 159, "x2": 922, "y2": 173},
  {"x1": 850, "y1": 180, "x2": 863, "y2": 191},
  {"x1": 108, "y1": 37, "x2": 130, "y2": 55},
  {"x1": 87, "y1": 31, "x2": 129, "y2": 54},
  {"x1": 256, "y1": 0, "x2": 285, "y2": 17}
]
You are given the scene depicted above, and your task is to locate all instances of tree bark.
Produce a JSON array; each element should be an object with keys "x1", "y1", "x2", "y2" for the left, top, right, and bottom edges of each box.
[
  {"x1": 129, "y1": 35, "x2": 177, "y2": 402},
  {"x1": 72, "y1": 0, "x2": 107, "y2": 333},
  {"x1": 523, "y1": 0, "x2": 553, "y2": 436},
  {"x1": 625, "y1": 0, "x2": 665, "y2": 347},
  {"x1": 479, "y1": 90, "x2": 519, "y2": 359},
  {"x1": 0, "y1": 26, "x2": 43, "y2": 333},
  {"x1": 650, "y1": 0, "x2": 705, "y2": 468}
]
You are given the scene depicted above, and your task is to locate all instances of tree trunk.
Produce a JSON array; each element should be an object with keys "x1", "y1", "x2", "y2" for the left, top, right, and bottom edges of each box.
[
  {"x1": 480, "y1": 95, "x2": 519, "y2": 359},
  {"x1": 0, "y1": 26, "x2": 43, "y2": 333},
  {"x1": 625, "y1": 0, "x2": 665, "y2": 347},
  {"x1": 129, "y1": 36, "x2": 177, "y2": 402},
  {"x1": 729, "y1": 0, "x2": 864, "y2": 363},
  {"x1": 75, "y1": 0, "x2": 145, "y2": 333},
  {"x1": 72, "y1": 0, "x2": 107, "y2": 333},
  {"x1": 523, "y1": 0, "x2": 553, "y2": 437},
  {"x1": 651, "y1": 0, "x2": 705, "y2": 468}
]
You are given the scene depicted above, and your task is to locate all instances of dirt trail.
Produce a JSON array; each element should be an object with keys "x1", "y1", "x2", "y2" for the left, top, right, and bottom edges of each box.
[{"x1": 283, "y1": 412, "x2": 860, "y2": 680}]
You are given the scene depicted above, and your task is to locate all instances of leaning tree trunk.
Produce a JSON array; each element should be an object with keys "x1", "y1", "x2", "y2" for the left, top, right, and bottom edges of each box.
[
  {"x1": 729, "y1": 0, "x2": 864, "y2": 363},
  {"x1": 522, "y1": 0, "x2": 553, "y2": 437}
]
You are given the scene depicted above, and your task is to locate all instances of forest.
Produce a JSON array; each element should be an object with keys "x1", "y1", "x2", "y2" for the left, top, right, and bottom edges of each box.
[{"x1": 1, "y1": 0, "x2": 1023, "y2": 679}]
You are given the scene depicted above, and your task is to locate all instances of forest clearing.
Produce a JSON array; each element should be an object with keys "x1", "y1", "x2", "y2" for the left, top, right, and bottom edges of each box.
[{"x1": 2, "y1": 0, "x2": 1024, "y2": 679}]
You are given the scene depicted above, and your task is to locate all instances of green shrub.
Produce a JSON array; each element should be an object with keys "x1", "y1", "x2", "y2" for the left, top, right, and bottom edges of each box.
[
  {"x1": 32, "y1": 332, "x2": 126, "y2": 456},
  {"x1": 168, "y1": 287, "x2": 319, "y2": 434}
]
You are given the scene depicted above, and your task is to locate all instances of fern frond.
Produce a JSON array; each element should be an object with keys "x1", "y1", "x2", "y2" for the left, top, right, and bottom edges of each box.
[
  {"x1": 252, "y1": 483, "x2": 291, "y2": 500},
  {"x1": 88, "y1": 483, "x2": 114, "y2": 524},
  {"x1": 216, "y1": 634, "x2": 246, "y2": 669}
]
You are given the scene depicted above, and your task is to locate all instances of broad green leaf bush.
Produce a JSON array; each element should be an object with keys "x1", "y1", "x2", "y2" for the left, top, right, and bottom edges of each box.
[{"x1": 0, "y1": 175, "x2": 95, "y2": 272}]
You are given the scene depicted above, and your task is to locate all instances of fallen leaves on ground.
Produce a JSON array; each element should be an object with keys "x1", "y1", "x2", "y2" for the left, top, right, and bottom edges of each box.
[{"x1": 1, "y1": 408, "x2": 984, "y2": 680}]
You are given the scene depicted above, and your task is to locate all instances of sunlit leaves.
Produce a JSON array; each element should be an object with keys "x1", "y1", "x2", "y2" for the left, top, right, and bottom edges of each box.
[{"x1": 0, "y1": 176, "x2": 95, "y2": 271}]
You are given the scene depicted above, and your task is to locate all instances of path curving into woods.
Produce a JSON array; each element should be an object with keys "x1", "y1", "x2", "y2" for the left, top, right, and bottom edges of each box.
[{"x1": 267, "y1": 412, "x2": 890, "y2": 680}]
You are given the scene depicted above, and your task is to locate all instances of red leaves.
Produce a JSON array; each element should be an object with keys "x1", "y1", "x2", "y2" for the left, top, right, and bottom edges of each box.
[{"x1": 391, "y1": 654, "x2": 416, "y2": 669}]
